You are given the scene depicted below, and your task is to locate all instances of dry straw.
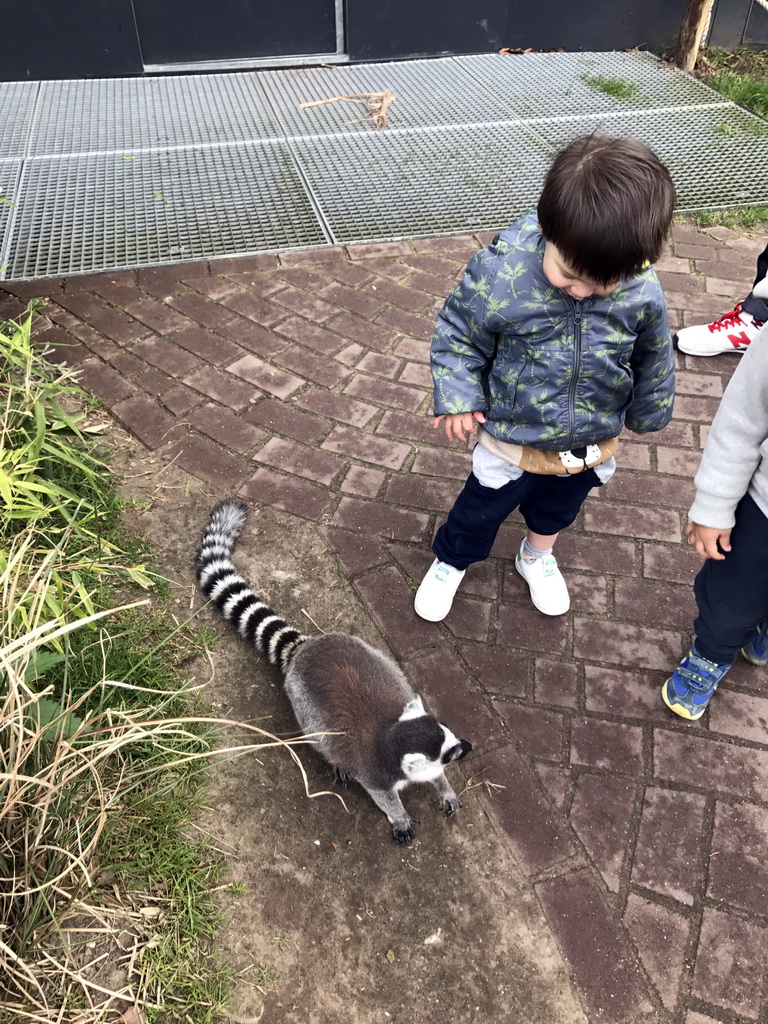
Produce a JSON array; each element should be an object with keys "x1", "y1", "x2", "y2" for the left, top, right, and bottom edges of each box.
[{"x1": 1, "y1": 594, "x2": 341, "y2": 1022}]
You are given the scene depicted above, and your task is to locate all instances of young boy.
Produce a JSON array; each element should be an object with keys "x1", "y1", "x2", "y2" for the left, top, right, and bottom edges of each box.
[
  {"x1": 414, "y1": 134, "x2": 676, "y2": 622},
  {"x1": 663, "y1": 303, "x2": 768, "y2": 720}
]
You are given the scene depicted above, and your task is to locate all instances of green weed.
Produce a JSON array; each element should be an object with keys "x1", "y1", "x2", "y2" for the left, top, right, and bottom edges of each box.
[
  {"x1": 709, "y1": 70, "x2": 768, "y2": 118},
  {"x1": 681, "y1": 206, "x2": 768, "y2": 230},
  {"x1": 253, "y1": 963, "x2": 281, "y2": 992},
  {"x1": 98, "y1": 788, "x2": 232, "y2": 1023},
  {"x1": 702, "y1": 48, "x2": 768, "y2": 118},
  {"x1": 0, "y1": 306, "x2": 156, "y2": 639},
  {"x1": 1, "y1": 311, "x2": 312, "y2": 1023},
  {"x1": 580, "y1": 74, "x2": 639, "y2": 99}
]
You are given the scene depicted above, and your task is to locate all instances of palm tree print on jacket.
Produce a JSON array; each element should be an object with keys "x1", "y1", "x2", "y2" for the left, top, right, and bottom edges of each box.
[{"x1": 431, "y1": 212, "x2": 675, "y2": 451}]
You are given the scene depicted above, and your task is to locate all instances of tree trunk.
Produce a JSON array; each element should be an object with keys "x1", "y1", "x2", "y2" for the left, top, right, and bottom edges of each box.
[{"x1": 676, "y1": 0, "x2": 715, "y2": 72}]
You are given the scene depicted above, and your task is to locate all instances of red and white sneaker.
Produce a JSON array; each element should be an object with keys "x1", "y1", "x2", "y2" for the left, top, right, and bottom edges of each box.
[{"x1": 675, "y1": 302, "x2": 764, "y2": 356}]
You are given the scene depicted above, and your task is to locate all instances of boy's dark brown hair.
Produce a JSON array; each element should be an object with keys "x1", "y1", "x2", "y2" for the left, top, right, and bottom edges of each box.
[{"x1": 537, "y1": 133, "x2": 676, "y2": 285}]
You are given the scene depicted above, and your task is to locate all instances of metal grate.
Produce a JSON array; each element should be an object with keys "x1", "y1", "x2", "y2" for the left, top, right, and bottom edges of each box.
[
  {"x1": 2, "y1": 52, "x2": 767, "y2": 279},
  {"x1": 0, "y1": 160, "x2": 22, "y2": 268},
  {"x1": 28, "y1": 74, "x2": 281, "y2": 156},
  {"x1": 291, "y1": 123, "x2": 553, "y2": 243},
  {"x1": 0, "y1": 82, "x2": 39, "y2": 159},
  {"x1": 527, "y1": 106, "x2": 768, "y2": 211},
  {"x1": 6, "y1": 143, "x2": 328, "y2": 279},
  {"x1": 455, "y1": 50, "x2": 732, "y2": 119},
  {"x1": 261, "y1": 57, "x2": 518, "y2": 135}
]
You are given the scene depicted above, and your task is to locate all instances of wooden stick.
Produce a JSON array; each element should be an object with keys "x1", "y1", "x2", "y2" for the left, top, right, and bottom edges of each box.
[
  {"x1": 298, "y1": 91, "x2": 396, "y2": 130},
  {"x1": 676, "y1": 0, "x2": 715, "y2": 72},
  {"x1": 298, "y1": 92, "x2": 388, "y2": 109}
]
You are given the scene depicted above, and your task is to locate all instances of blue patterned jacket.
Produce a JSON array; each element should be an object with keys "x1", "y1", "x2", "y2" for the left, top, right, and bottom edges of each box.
[{"x1": 431, "y1": 212, "x2": 675, "y2": 450}]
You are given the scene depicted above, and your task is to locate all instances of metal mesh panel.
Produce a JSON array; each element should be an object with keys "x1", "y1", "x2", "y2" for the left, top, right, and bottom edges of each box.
[
  {"x1": 527, "y1": 106, "x2": 768, "y2": 210},
  {"x1": 291, "y1": 123, "x2": 553, "y2": 243},
  {"x1": 0, "y1": 161, "x2": 22, "y2": 267},
  {"x1": 454, "y1": 51, "x2": 731, "y2": 119},
  {"x1": 29, "y1": 74, "x2": 281, "y2": 156},
  {"x1": 2, "y1": 53, "x2": 767, "y2": 279},
  {"x1": 0, "y1": 83, "x2": 39, "y2": 159},
  {"x1": 261, "y1": 57, "x2": 516, "y2": 135},
  {"x1": 6, "y1": 144, "x2": 327, "y2": 278}
]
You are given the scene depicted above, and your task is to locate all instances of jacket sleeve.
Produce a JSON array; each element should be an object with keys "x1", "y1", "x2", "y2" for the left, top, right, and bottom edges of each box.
[
  {"x1": 430, "y1": 247, "x2": 504, "y2": 416},
  {"x1": 688, "y1": 323, "x2": 768, "y2": 529},
  {"x1": 624, "y1": 284, "x2": 675, "y2": 434}
]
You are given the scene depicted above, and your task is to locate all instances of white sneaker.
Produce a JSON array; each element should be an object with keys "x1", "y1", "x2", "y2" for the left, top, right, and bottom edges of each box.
[
  {"x1": 414, "y1": 559, "x2": 465, "y2": 622},
  {"x1": 515, "y1": 545, "x2": 570, "y2": 616},
  {"x1": 676, "y1": 302, "x2": 763, "y2": 356}
]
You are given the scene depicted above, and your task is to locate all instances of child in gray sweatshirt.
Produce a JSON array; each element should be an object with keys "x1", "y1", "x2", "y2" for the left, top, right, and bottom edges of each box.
[{"x1": 663, "y1": 278, "x2": 768, "y2": 719}]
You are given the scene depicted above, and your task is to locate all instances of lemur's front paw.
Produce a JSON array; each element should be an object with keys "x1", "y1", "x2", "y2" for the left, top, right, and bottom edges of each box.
[
  {"x1": 391, "y1": 816, "x2": 420, "y2": 846},
  {"x1": 440, "y1": 796, "x2": 462, "y2": 816},
  {"x1": 332, "y1": 765, "x2": 351, "y2": 788}
]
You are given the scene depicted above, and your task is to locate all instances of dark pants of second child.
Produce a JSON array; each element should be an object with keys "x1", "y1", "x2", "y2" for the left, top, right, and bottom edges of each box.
[
  {"x1": 743, "y1": 242, "x2": 768, "y2": 322},
  {"x1": 694, "y1": 494, "x2": 768, "y2": 664},
  {"x1": 433, "y1": 469, "x2": 603, "y2": 571}
]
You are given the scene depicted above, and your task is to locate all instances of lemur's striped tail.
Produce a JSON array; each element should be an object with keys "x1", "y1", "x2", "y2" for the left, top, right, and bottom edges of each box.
[{"x1": 196, "y1": 500, "x2": 307, "y2": 672}]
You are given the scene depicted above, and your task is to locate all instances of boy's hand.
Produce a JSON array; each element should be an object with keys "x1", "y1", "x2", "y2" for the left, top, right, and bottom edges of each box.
[
  {"x1": 685, "y1": 521, "x2": 732, "y2": 560},
  {"x1": 434, "y1": 411, "x2": 487, "y2": 442}
]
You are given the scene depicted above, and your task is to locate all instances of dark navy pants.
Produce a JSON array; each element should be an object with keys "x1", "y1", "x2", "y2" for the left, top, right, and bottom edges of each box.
[
  {"x1": 694, "y1": 494, "x2": 768, "y2": 664},
  {"x1": 433, "y1": 468, "x2": 602, "y2": 571},
  {"x1": 742, "y1": 242, "x2": 768, "y2": 322}
]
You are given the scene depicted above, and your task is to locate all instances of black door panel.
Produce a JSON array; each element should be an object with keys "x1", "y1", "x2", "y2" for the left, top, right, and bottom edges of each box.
[{"x1": 132, "y1": 0, "x2": 337, "y2": 64}]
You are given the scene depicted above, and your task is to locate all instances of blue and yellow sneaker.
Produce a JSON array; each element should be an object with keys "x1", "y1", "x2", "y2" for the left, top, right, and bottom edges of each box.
[
  {"x1": 662, "y1": 647, "x2": 731, "y2": 720},
  {"x1": 742, "y1": 618, "x2": 768, "y2": 666}
]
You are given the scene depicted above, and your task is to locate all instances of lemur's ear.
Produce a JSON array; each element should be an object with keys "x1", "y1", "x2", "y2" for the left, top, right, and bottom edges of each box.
[
  {"x1": 753, "y1": 273, "x2": 768, "y2": 301},
  {"x1": 399, "y1": 696, "x2": 425, "y2": 721}
]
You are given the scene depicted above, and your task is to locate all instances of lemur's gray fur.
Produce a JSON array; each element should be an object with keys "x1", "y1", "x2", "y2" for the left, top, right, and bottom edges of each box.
[{"x1": 197, "y1": 500, "x2": 472, "y2": 845}]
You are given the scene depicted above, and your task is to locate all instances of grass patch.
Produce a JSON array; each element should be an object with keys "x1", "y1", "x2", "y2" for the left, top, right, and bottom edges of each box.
[
  {"x1": 580, "y1": 74, "x2": 639, "y2": 99},
  {"x1": 252, "y1": 963, "x2": 281, "y2": 993},
  {"x1": 1, "y1": 306, "x2": 309, "y2": 1022},
  {"x1": 97, "y1": 785, "x2": 234, "y2": 1022},
  {"x1": 680, "y1": 206, "x2": 768, "y2": 230},
  {"x1": 1, "y1": 308, "x2": 156, "y2": 637},
  {"x1": 709, "y1": 70, "x2": 768, "y2": 117},
  {"x1": 700, "y1": 48, "x2": 768, "y2": 118}
]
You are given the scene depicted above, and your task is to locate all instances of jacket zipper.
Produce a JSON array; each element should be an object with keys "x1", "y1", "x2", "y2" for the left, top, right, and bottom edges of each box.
[{"x1": 565, "y1": 298, "x2": 583, "y2": 450}]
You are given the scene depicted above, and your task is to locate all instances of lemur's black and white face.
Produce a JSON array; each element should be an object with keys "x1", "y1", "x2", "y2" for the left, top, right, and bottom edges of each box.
[{"x1": 397, "y1": 698, "x2": 472, "y2": 783}]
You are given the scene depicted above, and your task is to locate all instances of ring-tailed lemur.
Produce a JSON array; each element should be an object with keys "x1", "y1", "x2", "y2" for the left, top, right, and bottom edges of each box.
[{"x1": 197, "y1": 500, "x2": 472, "y2": 845}]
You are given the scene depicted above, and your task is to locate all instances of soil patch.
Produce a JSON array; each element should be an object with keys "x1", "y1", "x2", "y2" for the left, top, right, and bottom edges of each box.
[{"x1": 115, "y1": 436, "x2": 586, "y2": 1024}]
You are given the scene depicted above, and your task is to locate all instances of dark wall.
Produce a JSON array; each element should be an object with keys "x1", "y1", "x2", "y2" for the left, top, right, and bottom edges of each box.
[
  {"x1": 347, "y1": 0, "x2": 689, "y2": 61},
  {"x1": 132, "y1": 0, "x2": 337, "y2": 65},
  {"x1": 3, "y1": 0, "x2": 142, "y2": 79},
  {"x1": 1, "y1": 0, "x2": 692, "y2": 82},
  {"x1": 708, "y1": 0, "x2": 767, "y2": 48}
]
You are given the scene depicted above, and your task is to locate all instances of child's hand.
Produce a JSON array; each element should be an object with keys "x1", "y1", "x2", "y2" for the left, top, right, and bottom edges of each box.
[
  {"x1": 434, "y1": 411, "x2": 487, "y2": 442},
  {"x1": 685, "y1": 521, "x2": 732, "y2": 560}
]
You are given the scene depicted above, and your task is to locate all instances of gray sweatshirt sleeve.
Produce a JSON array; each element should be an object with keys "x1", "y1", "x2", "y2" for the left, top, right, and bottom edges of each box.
[{"x1": 688, "y1": 323, "x2": 768, "y2": 529}]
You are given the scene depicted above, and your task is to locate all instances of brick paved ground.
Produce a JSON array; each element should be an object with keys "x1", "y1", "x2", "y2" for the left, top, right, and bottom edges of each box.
[{"x1": 4, "y1": 221, "x2": 767, "y2": 1023}]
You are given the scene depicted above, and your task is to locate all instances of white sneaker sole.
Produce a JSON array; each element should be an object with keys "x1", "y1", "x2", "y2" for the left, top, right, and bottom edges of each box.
[
  {"x1": 413, "y1": 594, "x2": 449, "y2": 622},
  {"x1": 675, "y1": 333, "x2": 749, "y2": 357},
  {"x1": 515, "y1": 558, "x2": 570, "y2": 616}
]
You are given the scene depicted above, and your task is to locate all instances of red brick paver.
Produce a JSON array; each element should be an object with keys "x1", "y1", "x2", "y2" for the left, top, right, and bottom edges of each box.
[{"x1": 6, "y1": 220, "x2": 767, "y2": 1023}]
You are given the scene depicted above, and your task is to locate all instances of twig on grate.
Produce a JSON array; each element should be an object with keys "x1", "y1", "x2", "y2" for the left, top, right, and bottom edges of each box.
[{"x1": 298, "y1": 91, "x2": 396, "y2": 130}]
